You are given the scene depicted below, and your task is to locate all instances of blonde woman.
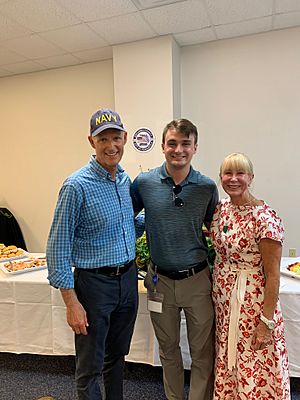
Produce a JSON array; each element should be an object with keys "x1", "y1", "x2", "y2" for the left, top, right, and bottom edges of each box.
[{"x1": 210, "y1": 152, "x2": 290, "y2": 399}]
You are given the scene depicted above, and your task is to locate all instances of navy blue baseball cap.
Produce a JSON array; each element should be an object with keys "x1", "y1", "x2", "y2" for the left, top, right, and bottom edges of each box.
[{"x1": 90, "y1": 108, "x2": 125, "y2": 137}]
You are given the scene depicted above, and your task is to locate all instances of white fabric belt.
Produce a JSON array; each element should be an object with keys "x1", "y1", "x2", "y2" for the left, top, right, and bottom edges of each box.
[{"x1": 227, "y1": 266, "x2": 261, "y2": 370}]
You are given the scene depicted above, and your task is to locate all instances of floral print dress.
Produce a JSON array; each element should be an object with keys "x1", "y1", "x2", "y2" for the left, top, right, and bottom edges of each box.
[{"x1": 210, "y1": 199, "x2": 290, "y2": 400}]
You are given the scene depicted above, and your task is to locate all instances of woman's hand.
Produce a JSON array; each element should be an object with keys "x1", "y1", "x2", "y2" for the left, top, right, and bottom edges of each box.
[{"x1": 251, "y1": 321, "x2": 272, "y2": 350}]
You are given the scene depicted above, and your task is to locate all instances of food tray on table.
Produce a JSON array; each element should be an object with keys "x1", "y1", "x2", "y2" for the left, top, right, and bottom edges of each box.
[
  {"x1": 281, "y1": 261, "x2": 300, "y2": 280},
  {"x1": 0, "y1": 244, "x2": 29, "y2": 263},
  {"x1": 0, "y1": 256, "x2": 47, "y2": 275}
]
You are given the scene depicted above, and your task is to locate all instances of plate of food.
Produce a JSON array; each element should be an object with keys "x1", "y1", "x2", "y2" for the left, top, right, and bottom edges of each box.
[
  {"x1": 281, "y1": 261, "x2": 300, "y2": 280},
  {"x1": 0, "y1": 256, "x2": 47, "y2": 275},
  {"x1": 0, "y1": 244, "x2": 29, "y2": 263}
]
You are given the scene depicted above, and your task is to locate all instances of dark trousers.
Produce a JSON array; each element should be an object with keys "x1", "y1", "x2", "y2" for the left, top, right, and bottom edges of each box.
[{"x1": 74, "y1": 266, "x2": 138, "y2": 400}]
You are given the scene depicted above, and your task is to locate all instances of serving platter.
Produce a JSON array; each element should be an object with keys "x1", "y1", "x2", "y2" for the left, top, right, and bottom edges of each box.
[
  {"x1": 0, "y1": 256, "x2": 47, "y2": 275},
  {"x1": 281, "y1": 261, "x2": 300, "y2": 280},
  {"x1": 0, "y1": 247, "x2": 29, "y2": 263}
]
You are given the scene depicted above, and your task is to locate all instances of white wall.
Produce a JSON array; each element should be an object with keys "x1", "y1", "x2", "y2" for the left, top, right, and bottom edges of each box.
[
  {"x1": 113, "y1": 36, "x2": 180, "y2": 178},
  {"x1": 1, "y1": 27, "x2": 299, "y2": 256},
  {"x1": 0, "y1": 60, "x2": 114, "y2": 252},
  {"x1": 181, "y1": 26, "x2": 300, "y2": 256}
]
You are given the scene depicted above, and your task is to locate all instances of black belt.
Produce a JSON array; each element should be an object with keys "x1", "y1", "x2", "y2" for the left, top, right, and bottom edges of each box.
[
  {"x1": 155, "y1": 259, "x2": 208, "y2": 280},
  {"x1": 76, "y1": 260, "x2": 133, "y2": 277}
]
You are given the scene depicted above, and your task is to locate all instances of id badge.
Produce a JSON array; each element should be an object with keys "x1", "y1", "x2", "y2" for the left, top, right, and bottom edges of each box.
[{"x1": 147, "y1": 291, "x2": 164, "y2": 313}]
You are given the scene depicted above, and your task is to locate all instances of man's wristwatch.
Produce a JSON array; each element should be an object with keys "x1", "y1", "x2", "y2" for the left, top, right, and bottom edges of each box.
[{"x1": 260, "y1": 314, "x2": 275, "y2": 330}]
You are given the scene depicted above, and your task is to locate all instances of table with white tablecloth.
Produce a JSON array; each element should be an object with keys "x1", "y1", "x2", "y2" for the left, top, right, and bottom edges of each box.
[
  {"x1": 278, "y1": 257, "x2": 300, "y2": 377},
  {"x1": 0, "y1": 256, "x2": 299, "y2": 376}
]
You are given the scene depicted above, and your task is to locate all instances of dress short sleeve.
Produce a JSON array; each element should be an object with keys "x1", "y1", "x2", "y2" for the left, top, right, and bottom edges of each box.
[{"x1": 255, "y1": 204, "x2": 284, "y2": 244}]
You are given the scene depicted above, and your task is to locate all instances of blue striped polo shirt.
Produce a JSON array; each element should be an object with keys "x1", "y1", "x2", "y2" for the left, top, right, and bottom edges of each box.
[{"x1": 131, "y1": 163, "x2": 219, "y2": 271}]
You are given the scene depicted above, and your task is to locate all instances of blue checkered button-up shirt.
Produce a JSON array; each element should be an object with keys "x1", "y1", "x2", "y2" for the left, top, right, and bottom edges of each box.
[{"x1": 46, "y1": 156, "x2": 136, "y2": 289}]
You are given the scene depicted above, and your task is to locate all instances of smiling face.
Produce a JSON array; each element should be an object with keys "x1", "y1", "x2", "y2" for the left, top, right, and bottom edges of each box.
[
  {"x1": 220, "y1": 153, "x2": 254, "y2": 203},
  {"x1": 88, "y1": 128, "x2": 127, "y2": 176},
  {"x1": 162, "y1": 128, "x2": 197, "y2": 171},
  {"x1": 221, "y1": 170, "x2": 253, "y2": 200}
]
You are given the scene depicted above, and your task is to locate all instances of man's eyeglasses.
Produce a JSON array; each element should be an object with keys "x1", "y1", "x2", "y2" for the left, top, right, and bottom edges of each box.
[{"x1": 172, "y1": 185, "x2": 184, "y2": 208}]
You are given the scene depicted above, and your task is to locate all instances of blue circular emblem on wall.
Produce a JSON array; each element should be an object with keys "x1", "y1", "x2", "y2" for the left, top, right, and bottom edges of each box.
[{"x1": 132, "y1": 128, "x2": 155, "y2": 153}]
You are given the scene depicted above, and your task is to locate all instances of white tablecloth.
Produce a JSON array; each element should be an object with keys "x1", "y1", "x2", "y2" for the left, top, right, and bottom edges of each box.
[
  {"x1": 278, "y1": 257, "x2": 300, "y2": 377},
  {"x1": 0, "y1": 256, "x2": 299, "y2": 376}
]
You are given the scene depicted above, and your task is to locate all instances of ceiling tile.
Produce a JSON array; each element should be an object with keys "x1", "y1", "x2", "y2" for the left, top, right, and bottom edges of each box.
[
  {"x1": 0, "y1": 68, "x2": 15, "y2": 78},
  {"x1": 174, "y1": 27, "x2": 217, "y2": 46},
  {"x1": 2, "y1": 60, "x2": 47, "y2": 74},
  {"x1": 3, "y1": 35, "x2": 66, "y2": 59},
  {"x1": 89, "y1": 12, "x2": 156, "y2": 45},
  {"x1": 37, "y1": 54, "x2": 82, "y2": 68},
  {"x1": 215, "y1": 16, "x2": 272, "y2": 39},
  {"x1": 0, "y1": 14, "x2": 32, "y2": 41},
  {"x1": 274, "y1": 11, "x2": 300, "y2": 28},
  {"x1": 132, "y1": 0, "x2": 184, "y2": 9},
  {"x1": 206, "y1": 0, "x2": 273, "y2": 25},
  {"x1": 73, "y1": 46, "x2": 113, "y2": 62},
  {"x1": 142, "y1": 0, "x2": 210, "y2": 34},
  {"x1": 0, "y1": 0, "x2": 80, "y2": 32},
  {"x1": 39, "y1": 24, "x2": 108, "y2": 52},
  {"x1": 0, "y1": 0, "x2": 299, "y2": 77},
  {"x1": 0, "y1": 46, "x2": 26, "y2": 65},
  {"x1": 56, "y1": 0, "x2": 137, "y2": 22},
  {"x1": 275, "y1": 0, "x2": 300, "y2": 13}
]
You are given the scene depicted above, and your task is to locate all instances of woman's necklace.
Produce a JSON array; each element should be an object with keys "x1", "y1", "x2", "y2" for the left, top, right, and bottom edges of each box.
[{"x1": 231, "y1": 195, "x2": 255, "y2": 208}]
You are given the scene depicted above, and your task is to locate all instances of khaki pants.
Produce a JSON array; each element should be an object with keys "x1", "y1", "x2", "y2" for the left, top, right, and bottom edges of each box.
[{"x1": 145, "y1": 265, "x2": 214, "y2": 400}]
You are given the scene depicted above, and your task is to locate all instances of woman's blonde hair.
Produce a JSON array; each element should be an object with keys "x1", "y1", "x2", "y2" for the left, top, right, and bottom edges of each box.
[{"x1": 219, "y1": 152, "x2": 254, "y2": 177}]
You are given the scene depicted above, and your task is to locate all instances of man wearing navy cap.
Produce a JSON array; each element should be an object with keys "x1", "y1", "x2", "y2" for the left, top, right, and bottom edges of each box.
[{"x1": 47, "y1": 108, "x2": 140, "y2": 400}]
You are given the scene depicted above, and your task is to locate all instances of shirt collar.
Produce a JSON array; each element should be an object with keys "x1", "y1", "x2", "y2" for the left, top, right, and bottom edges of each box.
[
  {"x1": 159, "y1": 162, "x2": 198, "y2": 184},
  {"x1": 89, "y1": 155, "x2": 124, "y2": 180}
]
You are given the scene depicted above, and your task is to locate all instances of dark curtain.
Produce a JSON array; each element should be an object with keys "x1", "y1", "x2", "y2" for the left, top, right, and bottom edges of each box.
[{"x1": 0, "y1": 208, "x2": 27, "y2": 250}]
